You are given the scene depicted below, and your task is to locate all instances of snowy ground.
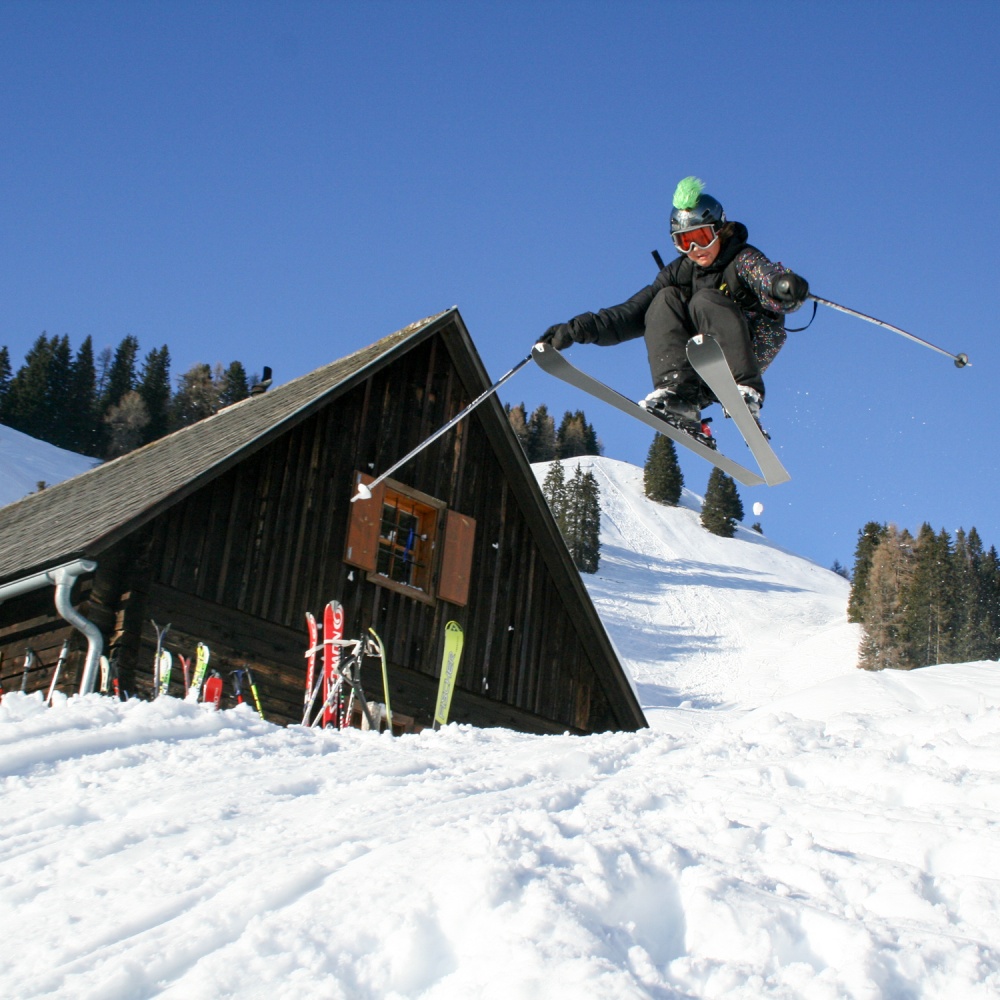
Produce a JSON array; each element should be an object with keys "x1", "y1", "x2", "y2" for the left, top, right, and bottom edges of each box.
[
  {"x1": 0, "y1": 423, "x2": 99, "y2": 508},
  {"x1": 2, "y1": 453, "x2": 999, "y2": 998}
]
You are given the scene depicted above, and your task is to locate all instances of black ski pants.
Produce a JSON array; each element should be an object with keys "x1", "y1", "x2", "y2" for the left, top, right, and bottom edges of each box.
[{"x1": 643, "y1": 287, "x2": 764, "y2": 400}]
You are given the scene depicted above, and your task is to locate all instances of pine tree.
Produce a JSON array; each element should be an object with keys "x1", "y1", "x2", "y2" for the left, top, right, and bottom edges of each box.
[
  {"x1": 981, "y1": 545, "x2": 1000, "y2": 660},
  {"x1": 4, "y1": 334, "x2": 55, "y2": 441},
  {"x1": 137, "y1": 346, "x2": 171, "y2": 444},
  {"x1": 171, "y1": 362, "x2": 220, "y2": 429},
  {"x1": 700, "y1": 468, "x2": 742, "y2": 538},
  {"x1": 95, "y1": 345, "x2": 113, "y2": 400},
  {"x1": 643, "y1": 433, "x2": 684, "y2": 506},
  {"x1": 847, "y1": 521, "x2": 888, "y2": 623},
  {"x1": 563, "y1": 464, "x2": 601, "y2": 574},
  {"x1": 104, "y1": 390, "x2": 150, "y2": 458},
  {"x1": 901, "y1": 524, "x2": 955, "y2": 668},
  {"x1": 952, "y1": 528, "x2": 992, "y2": 663},
  {"x1": 45, "y1": 335, "x2": 75, "y2": 450},
  {"x1": 218, "y1": 361, "x2": 250, "y2": 407},
  {"x1": 555, "y1": 410, "x2": 599, "y2": 459},
  {"x1": 101, "y1": 335, "x2": 140, "y2": 413},
  {"x1": 506, "y1": 402, "x2": 530, "y2": 456},
  {"x1": 576, "y1": 468, "x2": 601, "y2": 574},
  {"x1": 67, "y1": 336, "x2": 101, "y2": 456},
  {"x1": 0, "y1": 346, "x2": 11, "y2": 418},
  {"x1": 859, "y1": 525, "x2": 913, "y2": 670},
  {"x1": 541, "y1": 460, "x2": 568, "y2": 534},
  {"x1": 831, "y1": 560, "x2": 851, "y2": 580},
  {"x1": 526, "y1": 404, "x2": 556, "y2": 462}
]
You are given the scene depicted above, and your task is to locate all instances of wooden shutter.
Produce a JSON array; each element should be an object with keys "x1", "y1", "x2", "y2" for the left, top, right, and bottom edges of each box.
[
  {"x1": 344, "y1": 472, "x2": 384, "y2": 572},
  {"x1": 438, "y1": 510, "x2": 476, "y2": 606}
]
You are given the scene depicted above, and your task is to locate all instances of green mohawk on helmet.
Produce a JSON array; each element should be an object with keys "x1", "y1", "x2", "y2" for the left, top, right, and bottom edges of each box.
[{"x1": 672, "y1": 176, "x2": 705, "y2": 211}]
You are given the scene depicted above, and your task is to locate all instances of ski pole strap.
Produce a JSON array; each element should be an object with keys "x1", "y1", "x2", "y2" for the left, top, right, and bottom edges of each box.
[{"x1": 784, "y1": 299, "x2": 817, "y2": 333}]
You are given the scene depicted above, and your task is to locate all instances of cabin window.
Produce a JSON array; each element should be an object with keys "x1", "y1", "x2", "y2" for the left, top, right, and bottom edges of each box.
[
  {"x1": 376, "y1": 491, "x2": 438, "y2": 593},
  {"x1": 345, "y1": 472, "x2": 476, "y2": 606}
]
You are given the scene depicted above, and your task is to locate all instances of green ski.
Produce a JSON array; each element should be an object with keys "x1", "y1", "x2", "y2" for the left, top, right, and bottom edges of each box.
[{"x1": 433, "y1": 621, "x2": 465, "y2": 729}]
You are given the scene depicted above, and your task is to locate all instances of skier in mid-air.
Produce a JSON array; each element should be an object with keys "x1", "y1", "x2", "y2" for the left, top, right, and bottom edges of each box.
[{"x1": 539, "y1": 176, "x2": 810, "y2": 432}]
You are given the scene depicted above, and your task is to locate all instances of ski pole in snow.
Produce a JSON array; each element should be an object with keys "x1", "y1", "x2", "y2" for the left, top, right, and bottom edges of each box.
[
  {"x1": 20, "y1": 647, "x2": 34, "y2": 693},
  {"x1": 808, "y1": 295, "x2": 970, "y2": 368},
  {"x1": 352, "y1": 353, "x2": 533, "y2": 502},
  {"x1": 46, "y1": 640, "x2": 70, "y2": 706}
]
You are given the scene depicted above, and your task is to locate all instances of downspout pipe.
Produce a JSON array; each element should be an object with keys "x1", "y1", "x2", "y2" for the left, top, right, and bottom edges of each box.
[{"x1": 0, "y1": 558, "x2": 102, "y2": 695}]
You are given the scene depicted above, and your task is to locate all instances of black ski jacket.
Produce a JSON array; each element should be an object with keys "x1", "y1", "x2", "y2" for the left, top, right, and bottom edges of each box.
[{"x1": 559, "y1": 223, "x2": 797, "y2": 371}]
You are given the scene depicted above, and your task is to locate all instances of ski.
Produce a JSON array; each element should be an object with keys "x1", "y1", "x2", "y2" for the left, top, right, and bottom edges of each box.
[
  {"x1": 179, "y1": 655, "x2": 191, "y2": 698},
  {"x1": 322, "y1": 601, "x2": 345, "y2": 728},
  {"x1": 433, "y1": 621, "x2": 465, "y2": 729},
  {"x1": 685, "y1": 334, "x2": 791, "y2": 486},
  {"x1": 369, "y1": 626, "x2": 392, "y2": 734},
  {"x1": 204, "y1": 671, "x2": 223, "y2": 709},
  {"x1": 186, "y1": 642, "x2": 210, "y2": 703},
  {"x1": 304, "y1": 612, "x2": 318, "y2": 720},
  {"x1": 531, "y1": 343, "x2": 768, "y2": 487},
  {"x1": 157, "y1": 650, "x2": 173, "y2": 697},
  {"x1": 151, "y1": 621, "x2": 171, "y2": 695}
]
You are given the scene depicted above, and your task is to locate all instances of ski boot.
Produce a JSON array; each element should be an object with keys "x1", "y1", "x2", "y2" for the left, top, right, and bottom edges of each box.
[
  {"x1": 733, "y1": 385, "x2": 770, "y2": 440},
  {"x1": 641, "y1": 387, "x2": 718, "y2": 451}
]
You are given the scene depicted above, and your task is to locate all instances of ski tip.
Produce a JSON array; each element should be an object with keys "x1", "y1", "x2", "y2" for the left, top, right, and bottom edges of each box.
[{"x1": 352, "y1": 482, "x2": 373, "y2": 503}]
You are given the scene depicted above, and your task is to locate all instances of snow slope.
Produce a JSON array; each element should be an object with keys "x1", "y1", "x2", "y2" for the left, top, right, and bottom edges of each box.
[
  {"x1": 541, "y1": 457, "x2": 858, "y2": 723},
  {"x1": 2, "y1": 452, "x2": 999, "y2": 999},
  {"x1": 0, "y1": 423, "x2": 99, "y2": 508}
]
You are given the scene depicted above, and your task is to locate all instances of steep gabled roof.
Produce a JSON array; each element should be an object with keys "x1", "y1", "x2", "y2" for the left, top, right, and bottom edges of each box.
[{"x1": 0, "y1": 311, "x2": 449, "y2": 585}]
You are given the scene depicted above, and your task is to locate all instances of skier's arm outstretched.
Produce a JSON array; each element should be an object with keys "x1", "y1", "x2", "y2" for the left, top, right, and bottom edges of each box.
[{"x1": 540, "y1": 267, "x2": 676, "y2": 350}]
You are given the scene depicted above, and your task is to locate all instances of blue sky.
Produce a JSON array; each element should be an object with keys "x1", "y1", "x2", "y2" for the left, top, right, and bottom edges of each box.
[{"x1": 2, "y1": 1, "x2": 997, "y2": 572}]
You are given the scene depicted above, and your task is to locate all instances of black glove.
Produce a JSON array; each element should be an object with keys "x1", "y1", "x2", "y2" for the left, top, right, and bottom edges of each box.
[
  {"x1": 771, "y1": 272, "x2": 809, "y2": 310},
  {"x1": 538, "y1": 323, "x2": 575, "y2": 351}
]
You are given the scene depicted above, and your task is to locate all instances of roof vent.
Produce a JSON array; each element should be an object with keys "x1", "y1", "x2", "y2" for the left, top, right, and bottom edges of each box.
[{"x1": 250, "y1": 366, "x2": 272, "y2": 396}]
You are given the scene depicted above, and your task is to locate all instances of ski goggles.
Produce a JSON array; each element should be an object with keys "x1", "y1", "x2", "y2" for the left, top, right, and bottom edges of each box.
[{"x1": 672, "y1": 225, "x2": 719, "y2": 253}]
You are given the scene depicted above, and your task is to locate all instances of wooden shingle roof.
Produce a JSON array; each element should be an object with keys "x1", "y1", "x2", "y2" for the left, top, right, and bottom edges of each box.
[{"x1": 0, "y1": 312, "x2": 448, "y2": 585}]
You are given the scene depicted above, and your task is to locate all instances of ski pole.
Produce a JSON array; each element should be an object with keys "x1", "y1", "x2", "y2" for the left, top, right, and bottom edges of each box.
[
  {"x1": 808, "y1": 294, "x2": 970, "y2": 368},
  {"x1": 21, "y1": 647, "x2": 34, "y2": 693},
  {"x1": 46, "y1": 640, "x2": 70, "y2": 706},
  {"x1": 245, "y1": 667, "x2": 265, "y2": 719},
  {"x1": 352, "y1": 353, "x2": 533, "y2": 501},
  {"x1": 232, "y1": 669, "x2": 245, "y2": 705}
]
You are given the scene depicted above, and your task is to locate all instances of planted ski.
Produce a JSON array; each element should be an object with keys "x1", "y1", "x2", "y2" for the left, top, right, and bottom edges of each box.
[
  {"x1": 186, "y1": 642, "x2": 210, "y2": 703},
  {"x1": 369, "y1": 626, "x2": 392, "y2": 733},
  {"x1": 323, "y1": 601, "x2": 345, "y2": 728},
  {"x1": 434, "y1": 621, "x2": 465, "y2": 729}
]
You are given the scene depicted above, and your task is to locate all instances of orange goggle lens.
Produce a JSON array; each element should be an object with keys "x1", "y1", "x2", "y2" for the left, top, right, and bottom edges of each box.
[{"x1": 672, "y1": 225, "x2": 718, "y2": 253}]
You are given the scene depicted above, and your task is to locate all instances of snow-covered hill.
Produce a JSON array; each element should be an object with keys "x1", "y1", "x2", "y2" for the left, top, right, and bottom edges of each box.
[
  {"x1": 2, "y1": 450, "x2": 999, "y2": 999},
  {"x1": 537, "y1": 456, "x2": 858, "y2": 723},
  {"x1": 0, "y1": 423, "x2": 99, "y2": 508}
]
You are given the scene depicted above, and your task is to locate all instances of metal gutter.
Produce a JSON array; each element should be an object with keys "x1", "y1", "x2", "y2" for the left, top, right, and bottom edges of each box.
[{"x1": 0, "y1": 558, "x2": 103, "y2": 695}]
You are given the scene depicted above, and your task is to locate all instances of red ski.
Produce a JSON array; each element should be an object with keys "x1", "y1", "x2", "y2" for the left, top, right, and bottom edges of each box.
[
  {"x1": 322, "y1": 601, "x2": 344, "y2": 728},
  {"x1": 204, "y1": 671, "x2": 224, "y2": 709},
  {"x1": 304, "y1": 611, "x2": 319, "y2": 724}
]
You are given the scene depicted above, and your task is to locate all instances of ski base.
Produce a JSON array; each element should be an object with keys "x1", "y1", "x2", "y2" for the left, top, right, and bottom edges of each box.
[
  {"x1": 531, "y1": 343, "x2": 774, "y2": 487},
  {"x1": 685, "y1": 335, "x2": 790, "y2": 486}
]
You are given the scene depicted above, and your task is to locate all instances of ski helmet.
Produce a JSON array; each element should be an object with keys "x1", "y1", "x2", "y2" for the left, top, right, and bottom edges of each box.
[{"x1": 670, "y1": 176, "x2": 725, "y2": 233}]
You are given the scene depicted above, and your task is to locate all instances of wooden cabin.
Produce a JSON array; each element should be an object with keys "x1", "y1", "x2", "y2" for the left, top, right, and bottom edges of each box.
[{"x1": 0, "y1": 309, "x2": 646, "y2": 734}]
